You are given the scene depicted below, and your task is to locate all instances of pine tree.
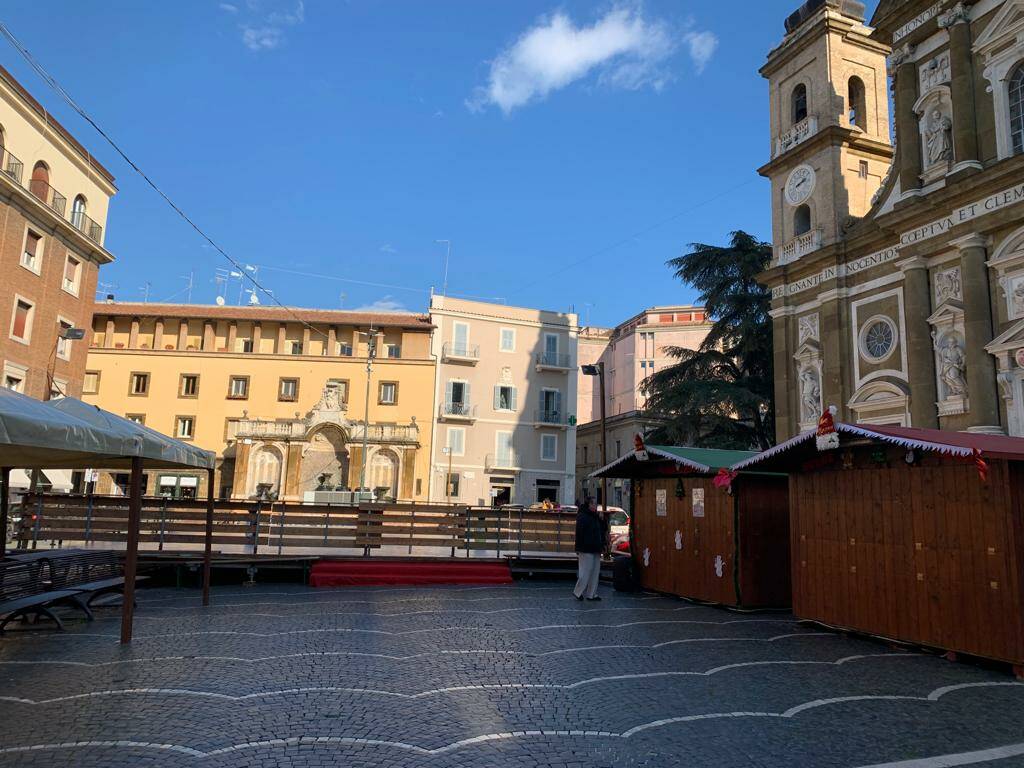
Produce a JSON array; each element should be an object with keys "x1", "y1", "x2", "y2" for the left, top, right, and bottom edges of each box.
[{"x1": 642, "y1": 231, "x2": 775, "y2": 450}]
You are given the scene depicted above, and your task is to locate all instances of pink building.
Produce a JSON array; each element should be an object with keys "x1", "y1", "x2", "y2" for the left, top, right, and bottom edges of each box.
[{"x1": 576, "y1": 305, "x2": 712, "y2": 507}]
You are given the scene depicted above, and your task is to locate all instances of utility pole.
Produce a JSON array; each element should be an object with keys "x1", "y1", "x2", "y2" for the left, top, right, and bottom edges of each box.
[{"x1": 357, "y1": 325, "x2": 380, "y2": 495}]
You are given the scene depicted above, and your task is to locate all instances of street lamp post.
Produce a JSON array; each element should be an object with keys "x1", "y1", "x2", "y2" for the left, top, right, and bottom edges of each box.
[
  {"x1": 581, "y1": 362, "x2": 608, "y2": 512},
  {"x1": 357, "y1": 325, "x2": 381, "y2": 497}
]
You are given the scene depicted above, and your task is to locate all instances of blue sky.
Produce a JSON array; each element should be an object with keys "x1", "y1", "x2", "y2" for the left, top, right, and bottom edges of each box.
[{"x1": 2, "y1": 1, "x2": 871, "y2": 327}]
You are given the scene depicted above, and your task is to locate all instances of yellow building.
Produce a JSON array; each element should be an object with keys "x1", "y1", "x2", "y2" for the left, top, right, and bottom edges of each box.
[{"x1": 83, "y1": 303, "x2": 435, "y2": 501}]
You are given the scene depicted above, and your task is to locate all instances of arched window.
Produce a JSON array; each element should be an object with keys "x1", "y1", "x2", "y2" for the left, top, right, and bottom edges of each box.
[
  {"x1": 71, "y1": 195, "x2": 87, "y2": 229},
  {"x1": 1011, "y1": 62, "x2": 1024, "y2": 156},
  {"x1": 792, "y1": 83, "x2": 808, "y2": 124},
  {"x1": 848, "y1": 76, "x2": 866, "y2": 128},
  {"x1": 29, "y1": 161, "x2": 50, "y2": 201},
  {"x1": 794, "y1": 204, "x2": 811, "y2": 236}
]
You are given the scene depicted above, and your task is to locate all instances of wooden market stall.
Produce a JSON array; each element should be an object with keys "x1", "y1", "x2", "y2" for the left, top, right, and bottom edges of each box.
[
  {"x1": 732, "y1": 421, "x2": 1024, "y2": 673},
  {"x1": 593, "y1": 445, "x2": 791, "y2": 608}
]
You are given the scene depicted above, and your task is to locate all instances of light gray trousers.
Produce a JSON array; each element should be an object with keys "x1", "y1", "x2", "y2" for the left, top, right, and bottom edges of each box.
[{"x1": 574, "y1": 553, "x2": 601, "y2": 598}]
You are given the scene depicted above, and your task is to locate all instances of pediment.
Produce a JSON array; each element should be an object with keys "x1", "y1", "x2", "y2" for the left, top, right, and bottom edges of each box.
[
  {"x1": 973, "y1": 0, "x2": 1024, "y2": 55},
  {"x1": 793, "y1": 340, "x2": 822, "y2": 362},
  {"x1": 926, "y1": 298, "x2": 964, "y2": 325},
  {"x1": 986, "y1": 317, "x2": 1024, "y2": 353}
]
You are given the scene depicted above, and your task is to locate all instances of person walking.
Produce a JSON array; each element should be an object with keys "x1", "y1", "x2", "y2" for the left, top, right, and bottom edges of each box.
[{"x1": 574, "y1": 497, "x2": 607, "y2": 601}]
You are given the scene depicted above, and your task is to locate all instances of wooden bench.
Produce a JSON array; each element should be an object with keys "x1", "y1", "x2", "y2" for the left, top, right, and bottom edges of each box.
[{"x1": 1, "y1": 550, "x2": 146, "y2": 629}]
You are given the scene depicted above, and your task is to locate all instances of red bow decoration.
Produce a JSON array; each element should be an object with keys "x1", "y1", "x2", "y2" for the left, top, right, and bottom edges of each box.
[
  {"x1": 713, "y1": 467, "x2": 737, "y2": 490},
  {"x1": 972, "y1": 448, "x2": 989, "y2": 482}
]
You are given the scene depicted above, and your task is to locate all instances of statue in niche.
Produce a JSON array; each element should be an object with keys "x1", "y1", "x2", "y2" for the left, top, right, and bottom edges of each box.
[
  {"x1": 1012, "y1": 280, "x2": 1024, "y2": 318},
  {"x1": 934, "y1": 268, "x2": 961, "y2": 304},
  {"x1": 925, "y1": 108, "x2": 953, "y2": 166},
  {"x1": 939, "y1": 336, "x2": 967, "y2": 396},
  {"x1": 800, "y1": 368, "x2": 821, "y2": 422}
]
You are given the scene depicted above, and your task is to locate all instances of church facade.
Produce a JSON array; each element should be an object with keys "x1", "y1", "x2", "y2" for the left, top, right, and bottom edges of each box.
[{"x1": 761, "y1": 0, "x2": 1024, "y2": 439}]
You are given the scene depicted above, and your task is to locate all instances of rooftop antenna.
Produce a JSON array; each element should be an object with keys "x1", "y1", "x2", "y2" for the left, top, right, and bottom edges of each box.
[
  {"x1": 583, "y1": 302, "x2": 594, "y2": 327},
  {"x1": 139, "y1": 282, "x2": 151, "y2": 303},
  {"x1": 339, "y1": 292, "x2": 347, "y2": 308},
  {"x1": 435, "y1": 240, "x2": 450, "y2": 296},
  {"x1": 181, "y1": 271, "x2": 194, "y2": 304},
  {"x1": 214, "y1": 267, "x2": 230, "y2": 302},
  {"x1": 236, "y1": 264, "x2": 259, "y2": 305},
  {"x1": 95, "y1": 280, "x2": 118, "y2": 299}
]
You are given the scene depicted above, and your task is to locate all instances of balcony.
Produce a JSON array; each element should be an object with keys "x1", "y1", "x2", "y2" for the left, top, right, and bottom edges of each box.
[
  {"x1": 534, "y1": 409, "x2": 569, "y2": 429},
  {"x1": 485, "y1": 451, "x2": 520, "y2": 473},
  {"x1": 773, "y1": 229, "x2": 823, "y2": 266},
  {"x1": 29, "y1": 177, "x2": 67, "y2": 217},
  {"x1": 350, "y1": 423, "x2": 420, "y2": 444},
  {"x1": 236, "y1": 419, "x2": 307, "y2": 440},
  {"x1": 535, "y1": 351, "x2": 572, "y2": 372},
  {"x1": 71, "y1": 209, "x2": 104, "y2": 245},
  {"x1": 1, "y1": 148, "x2": 24, "y2": 185},
  {"x1": 441, "y1": 342, "x2": 480, "y2": 364},
  {"x1": 774, "y1": 115, "x2": 819, "y2": 158},
  {"x1": 439, "y1": 401, "x2": 477, "y2": 422}
]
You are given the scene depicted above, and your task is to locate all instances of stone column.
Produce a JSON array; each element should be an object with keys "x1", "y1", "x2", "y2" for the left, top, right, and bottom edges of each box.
[
  {"x1": 901, "y1": 258, "x2": 939, "y2": 427},
  {"x1": 128, "y1": 318, "x2": 140, "y2": 349},
  {"x1": 944, "y1": 16, "x2": 981, "y2": 173},
  {"x1": 301, "y1": 326, "x2": 311, "y2": 356},
  {"x1": 232, "y1": 441, "x2": 251, "y2": 499},
  {"x1": 771, "y1": 311, "x2": 794, "y2": 440},
  {"x1": 820, "y1": 297, "x2": 846, "y2": 419},
  {"x1": 252, "y1": 322, "x2": 262, "y2": 353},
  {"x1": 154, "y1": 318, "x2": 164, "y2": 350},
  {"x1": 227, "y1": 321, "x2": 237, "y2": 352},
  {"x1": 104, "y1": 318, "x2": 114, "y2": 348},
  {"x1": 177, "y1": 320, "x2": 188, "y2": 350},
  {"x1": 896, "y1": 58, "x2": 922, "y2": 196},
  {"x1": 284, "y1": 443, "x2": 303, "y2": 499},
  {"x1": 328, "y1": 326, "x2": 337, "y2": 357},
  {"x1": 276, "y1": 324, "x2": 287, "y2": 354},
  {"x1": 954, "y1": 234, "x2": 1001, "y2": 430},
  {"x1": 202, "y1": 321, "x2": 215, "y2": 351}
]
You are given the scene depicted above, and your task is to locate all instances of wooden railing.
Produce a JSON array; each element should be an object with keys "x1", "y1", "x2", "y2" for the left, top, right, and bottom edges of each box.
[{"x1": 14, "y1": 494, "x2": 576, "y2": 558}]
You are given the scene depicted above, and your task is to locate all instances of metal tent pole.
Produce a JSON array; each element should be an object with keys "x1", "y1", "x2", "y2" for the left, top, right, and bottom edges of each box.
[
  {"x1": 203, "y1": 468, "x2": 214, "y2": 607},
  {"x1": 0, "y1": 467, "x2": 9, "y2": 560},
  {"x1": 120, "y1": 456, "x2": 144, "y2": 644}
]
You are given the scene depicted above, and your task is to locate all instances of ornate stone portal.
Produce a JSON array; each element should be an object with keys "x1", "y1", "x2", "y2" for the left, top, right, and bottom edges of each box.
[{"x1": 230, "y1": 381, "x2": 420, "y2": 501}]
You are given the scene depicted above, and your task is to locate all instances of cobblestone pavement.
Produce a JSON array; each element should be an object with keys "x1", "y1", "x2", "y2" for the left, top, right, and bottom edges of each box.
[{"x1": 1, "y1": 581, "x2": 1023, "y2": 767}]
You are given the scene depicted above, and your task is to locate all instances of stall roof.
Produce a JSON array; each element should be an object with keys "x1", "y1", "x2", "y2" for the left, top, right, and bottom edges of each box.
[
  {"x1": 592, "y1": 445, "x2": 761, "y2": 478},
  {"x1": 0, "y1": 388, "x2": 213, "y2": 470},
  {"x1": 731, "y1": 422, "x2": 1024, "y2": 472},
  {"x1": 49, "y1": 398, "x2": 214, "y2": 470}
]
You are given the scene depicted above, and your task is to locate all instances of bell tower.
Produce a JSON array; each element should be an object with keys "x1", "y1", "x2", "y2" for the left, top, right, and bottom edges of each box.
[{"x1": 759, "y1": 0, "x2": 893, "y2": 268}]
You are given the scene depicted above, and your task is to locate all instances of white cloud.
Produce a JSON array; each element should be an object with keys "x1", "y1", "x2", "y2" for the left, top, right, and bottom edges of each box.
[
  {"x1": 235, "y1": 0, "x2": 304, "y2": 51},
  {"x1": 468, "y1": 6, "x2": 705, "y2": 114},
  {"x1": 219, "y1": 3, "x2": 239, "y2": 12},
  {"x1": 683, "y1": 30, "x2": 718, "y2": 74},
  {"x1": 352, "y1": 296, "x2": 408, "y2": 313},
  {"x1": 379, "y1": 244, "x2": 398, "y2": 254}
]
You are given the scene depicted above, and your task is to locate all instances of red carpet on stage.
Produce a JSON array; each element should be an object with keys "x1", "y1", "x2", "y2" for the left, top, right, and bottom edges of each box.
[{"x1": 309, "y1": 560, "x2": 513, "y2": 587}]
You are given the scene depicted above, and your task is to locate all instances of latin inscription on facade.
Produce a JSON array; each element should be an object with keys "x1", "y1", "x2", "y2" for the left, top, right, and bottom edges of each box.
[
  {"x1": 893, "y1": 2, "x2": 942, "y2": 42},
  {"x1": 772, "y1": 183, "x2": 1024, "y2": 299}
]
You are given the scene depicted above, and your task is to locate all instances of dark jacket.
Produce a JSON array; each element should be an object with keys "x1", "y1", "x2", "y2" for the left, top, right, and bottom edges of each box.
[{"x1": 575, "y1": 507, "x2": 607, "y2": 554}]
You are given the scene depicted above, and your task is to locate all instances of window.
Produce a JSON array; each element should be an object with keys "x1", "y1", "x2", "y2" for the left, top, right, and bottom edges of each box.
[
  {"x1": 659, "y1": 313, "x2": 674, "y2": 323},
  {"x1": 129, "y1": 372, "x2": 149, "y2": 395},
  {"x1": 494, "y1": 384, "x2": 517, "y2": 411},
  {"x1": 338, "y1": 342, "x2": 353, "y2": 356},
  {"x1": 290, "y1": 340, "x2": 303, "y2": 355},
  {"x1": 29, "y1": 161, "x2": 50, "y2": 203},
  {"x1": 385, "y1": 343, "x2": 401, "y2": 358},
  {"x1": 83, "y1": 370, "x2": 100, "y2": 394},
  {"x1": 536, "y1": 478, "x2": 560, "y2": 503},
  {"x1": 859, "y1": 316, "x2": 897, "y2": 363},
  {"x1": 1011, "y1": 62, "x2": 1024, "y2": 156},
  {"x1": 278, "y1": 377, "x2": 299, "y2": 401},
  {"x1": 20, "y1": 230, "x2": 42, "y2": 273},
  {"x1": 445, "y1": 379, "x2": 469, "y2": 415},
  {"x1": 56, "y1": 318, "x2": 73, "y2": 360},
  {"x1": 239, "y1": 338, "x2": 254, "y2": 353},
  {"x1": 71, "y1": 195, "x2": 87, "y2": 229},
  {"x1": 228, "y1": 376, "x2": 250, "y2": 399},
  {"x1": 175, "y1": 416, "x2": 195, "y2": 440},
  {"x1": 49, "y1": 378, "x2": 67, "y2": 400},
  {"x1": 541, "y1": 433, "x2": 557, "y2": 462},
  {"x1": 446, "y1": 472, "x2": 460, "y2": 498},
  {"x1": 792, "y1": 83, "x2": 808, "y2": 123},
  {"x1": 3, "y1": 361, "x2": 26, "y2": 393},
  {"x1": 179, "y1": 374, "x2": 199, "y2": 398},
  {"x1": 858, "y1": 160, "x2": 869, "y2": 179},
  {"x1": 10, "y1": 297, "x2": 34, "y2": 343},
  {"x1": 583, "y1": 445, "x2": 588, "y2": 464},
  {"x1": 125, "y1": 413, "x2": 146, "y2": 425},
  {"x1": 496, "y1": 431, "x2": 514, "y2": 466},
  {"x1": 62, "y1": 254, "x2": 81, "y2": 295},
  {"x1": 446, "y1": 426, "x2": 465, "y2": 456},
  {"x1": 615, "y1": 439, "x2": 622, "y2": 458},
  {"x1": 379, "y1": 381, "x2": 397, "y2": 405},
  {"x1": 848, "y1": 76, "x2": 865, "y2": 128},
  {"x1": 794, "y1": 204, "x2": 811, "y2": 236},
  {"x1": 452, "y1": 322, "x2": 470, "y2": 356},
  {"x1": 539, "y1": 388, "x2": 562, "y2": 422},
  {"x1": 499, "y1": 327, "x2": 515, "y2": 352}
]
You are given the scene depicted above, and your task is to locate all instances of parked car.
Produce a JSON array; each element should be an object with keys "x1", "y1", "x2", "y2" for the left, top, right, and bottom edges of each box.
[{"x1": 601, "y1": 506, "x2": 630, "y2": 553}]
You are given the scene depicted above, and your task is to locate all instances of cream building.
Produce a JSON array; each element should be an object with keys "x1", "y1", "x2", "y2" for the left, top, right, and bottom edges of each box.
[
  {"x1": 575, "y1": 306, "x2": 712, "y2": 507},
  {"x1": 428, "y1": 296, "x2": 579, "y2": 507},
  {"x1": 83, "y1": 303, "x2": 435, "y2": 501},
  {"x1": 761, "y1": 0, "x2": 1024, "y2": 439}
]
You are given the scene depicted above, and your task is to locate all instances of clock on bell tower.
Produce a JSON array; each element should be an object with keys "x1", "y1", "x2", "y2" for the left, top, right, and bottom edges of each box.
[{"x1": 758, "y1": 0, "x2": 894, "y2": 267}]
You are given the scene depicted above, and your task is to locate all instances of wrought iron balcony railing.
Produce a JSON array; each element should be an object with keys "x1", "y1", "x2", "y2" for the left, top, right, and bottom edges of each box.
[
  {"x1": 485, "y1": 451, "x2": 520, "y2": 472},
  {"x1": 29, "y1": 177, "x2": 67, "y2": 217},
  {"x1": 1, "y1": 148, "x2": 24, "y2": 185},
  {"x1": 71, "y1": 209, "x2": 104, "y2": 245},
  {"x1": 441, "y1": 342, "x2": 480, "y2": 362},
  {"x1": 440, "y1": 401, "x2": 477, "y2": 419},
  {"x1": 535, "y1": 351, "x2": 572, "y2": 369},
  {"x1": 535, "y1": 409, "x2": 567, "y2": 426}
]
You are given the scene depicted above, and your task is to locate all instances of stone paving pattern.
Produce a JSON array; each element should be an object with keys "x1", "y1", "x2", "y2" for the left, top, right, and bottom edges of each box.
[{"x1": 0, "y1": 581, "x2": 1023, "y2": 767}]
